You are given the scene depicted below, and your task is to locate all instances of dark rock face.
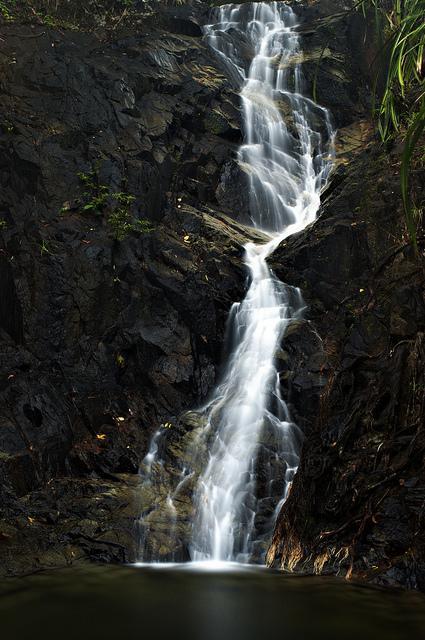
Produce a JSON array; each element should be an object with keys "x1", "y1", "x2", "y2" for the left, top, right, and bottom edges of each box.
[
  {"x1": 267, "y1": 138, "x2": 425, "y2": 589},
  {"x1": 0, "y1": 2, "x2": 256, "y2": 574},
  {"x1": 1, "y1": 0, "x2": 424, "y2": 591}
]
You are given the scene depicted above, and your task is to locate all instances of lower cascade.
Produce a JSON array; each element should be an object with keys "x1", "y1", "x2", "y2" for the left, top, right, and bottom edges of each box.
[{"x1": 138, "y1": 1, "x2": 335, "y2": 564}]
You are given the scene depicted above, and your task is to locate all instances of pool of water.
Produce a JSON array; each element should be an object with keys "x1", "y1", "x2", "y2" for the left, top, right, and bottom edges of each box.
[{"x1": 1, "y1": 563, "x2": 424, "y2": 640}]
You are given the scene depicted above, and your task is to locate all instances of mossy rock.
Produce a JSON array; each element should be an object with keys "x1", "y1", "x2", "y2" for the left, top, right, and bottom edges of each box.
[{"x1": 204, "y1": 109, "x2": 231, "y2": 135}]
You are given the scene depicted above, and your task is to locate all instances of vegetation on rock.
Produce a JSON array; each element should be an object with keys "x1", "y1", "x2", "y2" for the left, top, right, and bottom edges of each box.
[
  {"x1": 360, "y1": 0, "x2": 424, "y2": 250},
  {"x1": 0, "y1": 0, "x2": 196, "y2": 30},
  {"x1": 0, "y1": 0, "x2": 424, "y2": 591},
  {"x1": 75, "y1": 170, "x2": 153, "y2": 241}
]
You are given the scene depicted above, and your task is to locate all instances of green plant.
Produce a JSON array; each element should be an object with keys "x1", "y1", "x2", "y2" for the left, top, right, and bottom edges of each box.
[
  {"x1": 107, "y1": 207, "x2": 134, "y2": 241},
  {"x1": 77, "y1": 171, "x2": 109, "y2": 213},
  {"x1": 77, "y1": 169, "x2": 152, "y2": 240},
  {"x1": 107, "y1": 206, "x2": 152, "y2": 241},
  {"x1": 83, "y1": 185, "x2": 109, "y2": 212},
  {"x1": 116, "y1": 353, "x2": 126, "y2": 367},
  {"x1": 34, "y1": 11, "x2": 78, "y2": 30},
  {"x1": 41, "y1": 13, "x2": 57, "y2": 27},
  {"x1": 1, "y1": 120, "x2": 15, "y2": 134},
  {"x1": 133, "y1": 218, "x2": 154, "y2": 234},
  {"x1": 364, "y1": 0, "x2": 424, "y2": 140},
  {"x1": 360, "y1": 0, "x2": 425, "y2": 251},
  {"x1": 0, "y1": 0, "x2": 16, "y2": 21},
  {"x1": 0, "y1": 219, "x2": 7, "y2": 230},
  {"x1": 112, "y1": 192, "x2": 136, "y2": 207},
  {"x1": 40, "y1": 240, "x2": 51, "y2": 256},
  {"x1": 77, "y1": 170, "x2": 96, "y2": 188},
  {"x1": 400, "y1": 101, "x2": 425, "y2": 244}
]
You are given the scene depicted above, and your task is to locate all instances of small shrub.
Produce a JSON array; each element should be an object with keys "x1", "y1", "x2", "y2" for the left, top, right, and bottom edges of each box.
[
  {"x1": 133, "y1": 218, "x2": 154, "y2": 234},
  {"x1": 116, "y1": 353, "x2": 126, "y2": 367},
  {"x1": 41, "y1": 13, "x2": 56, "y2": 27},
  {"x1": 107, "y1": 207, "x2": 134, "y2": 241},
  {"x1": 0, "y1": 1, "x2": 16, "y2": 21},
  {"x1": 0, "y1": 121, "x2": 16, "y2": 134},
  {"x1": 78, "y1": 171, "x2": 109, "y2": 213},
  {"x1": 40, "y1": 240, "x2": 51, "y2": 256},
  {"x1": 77, "y1": 169, "x2": 153, "y2": 240},
  {"x1": 107, "y1": 207, "x2": 153, "y2": 241},
  {"x1": 112, "y1": 192, "x2": 136, "y2": 207}
]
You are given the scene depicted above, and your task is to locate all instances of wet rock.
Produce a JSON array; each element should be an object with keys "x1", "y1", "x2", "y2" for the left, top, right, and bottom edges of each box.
[
  {"x1": 1, "y1": 0, "x2": 423, "y2": 589},
  {"x1": 267, "y1": 135, "x2": 425, "y2": 590},
  {"x1": 215, "y1": 160, "x2": 251, "y2": 225},
  {"x1": 0, "y1": 0, "x2": 256, "y2": 574},
  {"x1": 0, "y1": 475, "x2": 143, "y2": 576},
  {"x1": 294, "y1": 0, "x2": 376, "y2": 127}
]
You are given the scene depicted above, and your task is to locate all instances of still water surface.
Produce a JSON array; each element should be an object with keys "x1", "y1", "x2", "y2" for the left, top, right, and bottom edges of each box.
[{"x1": 1, "y1": 564, "x2": 425, "y2": 640}]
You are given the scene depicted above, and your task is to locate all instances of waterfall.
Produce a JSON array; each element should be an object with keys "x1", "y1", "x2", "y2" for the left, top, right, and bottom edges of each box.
[{"x1": 137, "y1": 1, "x2": 334, "y2": 565}]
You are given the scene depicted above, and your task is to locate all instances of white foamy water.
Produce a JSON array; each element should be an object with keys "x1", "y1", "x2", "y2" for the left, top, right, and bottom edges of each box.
[
  {"x1": 137, "y1": 1, "x2": 334, "y2": 564},
  {"x1": 190, "y1": 2, "x2": 334, "y2": 562}
]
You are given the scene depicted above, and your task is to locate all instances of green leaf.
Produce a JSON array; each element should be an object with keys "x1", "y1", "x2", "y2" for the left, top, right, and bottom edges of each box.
[{"x1": 400, "y1": 100, "x2": 425, "y2": 253}]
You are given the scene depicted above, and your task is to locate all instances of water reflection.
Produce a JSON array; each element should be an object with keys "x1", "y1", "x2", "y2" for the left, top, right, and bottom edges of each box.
[{"x1": 1, "y1": 565, "x2": 425, "y2": 640}]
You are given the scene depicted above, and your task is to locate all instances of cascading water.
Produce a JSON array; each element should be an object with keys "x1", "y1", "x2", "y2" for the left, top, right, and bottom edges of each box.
[{"x1": 137, "y1": 1, "x2": 334, "y2": 565}]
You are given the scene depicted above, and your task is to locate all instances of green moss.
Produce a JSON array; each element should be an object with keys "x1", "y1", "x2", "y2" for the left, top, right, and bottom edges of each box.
[{"x1": 204, "y1": 110, "x2": 229, "y2": 135}]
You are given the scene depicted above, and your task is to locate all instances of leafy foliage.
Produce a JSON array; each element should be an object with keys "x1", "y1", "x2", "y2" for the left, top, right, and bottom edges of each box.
[
  {"x1": 77, "y1": 171, "x2": 110, "y2": 213},
  {"x1": 77, "y1": 170, "x2": 153, "y2": 241},
  {"x1": 0, "y1": 1, "x2": 158, "y2": 30},
  {"x1": 400, "y1": 102, "x2": 425, "y2": 244},
  {"x1": 360, "y1": 0, "x2": 424, "y2": 251},
  {"x1": 0, "y1": 0, "x2": 16, "y2": 20},
  {"x1": 40, "y1": 239, "x2": 51, "y2": 256}
]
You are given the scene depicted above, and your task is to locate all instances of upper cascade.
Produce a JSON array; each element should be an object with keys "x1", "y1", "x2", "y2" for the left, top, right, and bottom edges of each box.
[{"x1": 205, "y1": 1, "x2": 334, "y2": 234}]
